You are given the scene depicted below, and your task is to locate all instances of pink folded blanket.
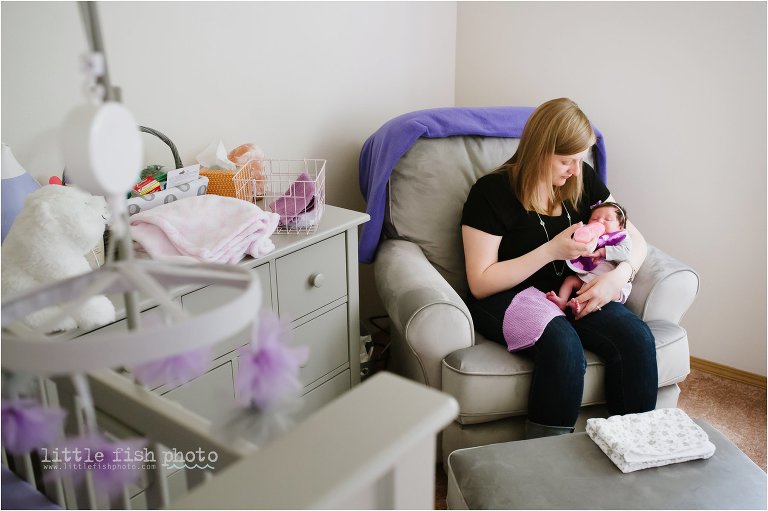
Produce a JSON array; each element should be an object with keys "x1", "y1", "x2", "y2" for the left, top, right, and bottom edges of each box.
[{"x1": 129, "y1": 195, "x2": 280, "y2": 264}]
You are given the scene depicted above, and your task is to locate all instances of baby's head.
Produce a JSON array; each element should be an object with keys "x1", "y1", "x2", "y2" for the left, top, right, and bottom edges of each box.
[{"x1": 589, "y1": 201, "x2": 627, "y2": 233}]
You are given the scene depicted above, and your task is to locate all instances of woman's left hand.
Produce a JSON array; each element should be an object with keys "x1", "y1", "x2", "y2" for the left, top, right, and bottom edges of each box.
[{"x1": 573, "y1": 269, "x2": 627, "y2": 320}]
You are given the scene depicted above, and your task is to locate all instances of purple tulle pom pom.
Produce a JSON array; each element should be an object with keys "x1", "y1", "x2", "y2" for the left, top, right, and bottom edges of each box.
[
  {"x1": 131, "y1": 348, "x2": 211, "y2": 389},
  {"x1": 235, "y1": 310, "x2": 309, "y2": 410},
  {"x1": 45, "y1": 434, "x2": 147, "y2": 497},
  {"x1": 1, "y1": 399, "x2": 66, "y2": 455}
]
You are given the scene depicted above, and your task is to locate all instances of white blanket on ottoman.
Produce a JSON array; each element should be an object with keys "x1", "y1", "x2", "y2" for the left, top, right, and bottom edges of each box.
[{"x1": 586, "y1": 408, "x2": 716, "y2": 473}]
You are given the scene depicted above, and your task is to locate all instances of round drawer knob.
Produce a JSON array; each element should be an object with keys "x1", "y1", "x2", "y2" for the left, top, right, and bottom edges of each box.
[{"x1": 310, "y1": 273, "x2": 325, "y2": 288}]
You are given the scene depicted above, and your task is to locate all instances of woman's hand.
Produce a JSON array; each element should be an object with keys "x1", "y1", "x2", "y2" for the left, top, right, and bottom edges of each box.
[
  {"x1": 463, "y1": 222, "x2": 593, "y2": 300},
  {"x1": 572, "y1": 264, "x2": 631, "y2": 319},
  {"x1": 546, "y1": 223, "x2": 593, "y2": 261}
]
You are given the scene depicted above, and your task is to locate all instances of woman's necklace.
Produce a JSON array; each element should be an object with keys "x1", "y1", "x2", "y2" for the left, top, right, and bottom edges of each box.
[{"x1": 535, "y1": 202, "x2": 571, "y2": 277}]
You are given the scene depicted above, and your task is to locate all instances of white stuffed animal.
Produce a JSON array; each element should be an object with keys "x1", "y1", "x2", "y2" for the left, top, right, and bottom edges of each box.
[{"x1": 1, "y1": 184, "x2": 116, "y2": 332}]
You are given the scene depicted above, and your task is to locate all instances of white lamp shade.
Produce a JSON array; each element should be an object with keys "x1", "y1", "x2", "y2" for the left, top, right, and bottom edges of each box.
[{"x1": 2, "y1": 143, "x2": 27, "y2": 179}]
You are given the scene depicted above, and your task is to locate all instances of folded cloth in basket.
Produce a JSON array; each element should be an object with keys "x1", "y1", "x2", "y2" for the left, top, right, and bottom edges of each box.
[
  {"x1": 269, "y1": 172, "x2": 316, "y2": 225},
  {"x1": 130, "y1": 194, "x2": 279, "y2": 264},
  {"x1": 287, "y1": 202, "x2": 324, "y2": 230},
  {"x1": 586, "y1": 408, "x2": 716, "y2": 473}
]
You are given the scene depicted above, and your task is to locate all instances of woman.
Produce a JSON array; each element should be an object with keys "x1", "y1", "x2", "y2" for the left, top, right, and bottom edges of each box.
[{"x1": 461, "y1": 98, "x2": 657, "y2": 438}]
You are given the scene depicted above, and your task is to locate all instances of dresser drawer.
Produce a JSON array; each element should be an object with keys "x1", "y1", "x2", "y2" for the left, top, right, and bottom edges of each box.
[
  {"x1": 292, "y1": 304, "x2": 349, "y2": 387},
  {"x1": 78, "y1": 304, "x2": 164, "y2": 337},
  {"x1": 180, "y1": 264, "x2": 271, "y2": 358},
  {"x1": 297, "y1": 369, "x2": 351, "y2": 421},
  {"x1": 182, "y1": 263, "x2": 271, "y2": 312},
  {"x1": 275, "y1": 235, "x2": 347, "y2": 320},
  {"x1": 162, "y1": 360, "x2": 236, "y2": 421}
]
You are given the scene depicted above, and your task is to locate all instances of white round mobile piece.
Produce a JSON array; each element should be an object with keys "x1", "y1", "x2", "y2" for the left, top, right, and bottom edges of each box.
[{"x1": 60, "y1": 101, "x2": 143, "y2": 196}]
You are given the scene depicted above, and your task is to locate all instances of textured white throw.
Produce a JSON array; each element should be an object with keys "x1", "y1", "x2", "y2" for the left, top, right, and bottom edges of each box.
[
  {"x1": 586, "y1": 408, "x2": 716, "y2": 473},
  {"x1": 130, "y1": 194, "x2": 279, "y2": 264}
]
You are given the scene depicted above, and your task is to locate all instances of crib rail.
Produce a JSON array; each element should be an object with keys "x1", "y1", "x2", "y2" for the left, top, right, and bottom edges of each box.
[
  {"x1": 173, "y1": 371, "x2": 459, "y2": 509},
  {"x1": 3, "y1": 372, "x2": 458, "y2": 509},
  {"x1": 3, "y1": 369, "x2": 255, "y2": 509}
]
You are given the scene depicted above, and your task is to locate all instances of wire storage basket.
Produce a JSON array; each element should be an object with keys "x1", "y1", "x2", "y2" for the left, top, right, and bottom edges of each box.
[{"x1": 233, "y1": 158, "x2": 326, "y2": 234}]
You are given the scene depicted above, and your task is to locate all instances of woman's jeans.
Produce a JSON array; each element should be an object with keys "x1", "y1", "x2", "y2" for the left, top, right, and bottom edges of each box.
[{"x1": 468, "y1": 298, "x2": 658, "y2": 429}]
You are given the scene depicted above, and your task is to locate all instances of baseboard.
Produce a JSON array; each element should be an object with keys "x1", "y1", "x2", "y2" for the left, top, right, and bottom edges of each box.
[{"x1": 690, "y1": 357, "x2": 767, "y2": 389}]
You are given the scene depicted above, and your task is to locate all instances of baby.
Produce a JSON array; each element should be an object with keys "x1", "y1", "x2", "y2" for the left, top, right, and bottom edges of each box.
[{"x1": 546, "y1": 201, "x2": 632, "y2": 313}]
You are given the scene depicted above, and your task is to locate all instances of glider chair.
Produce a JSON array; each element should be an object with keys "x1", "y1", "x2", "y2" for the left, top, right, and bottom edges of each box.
[{"x1": 359, "y1": 107, "x2": 699, "y2": 464}]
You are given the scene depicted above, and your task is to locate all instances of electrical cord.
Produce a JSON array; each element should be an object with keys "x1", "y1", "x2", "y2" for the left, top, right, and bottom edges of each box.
[
  {"x1": 368, "y1": 314, "x2": 390, "y2": 335},
  {"x1": 366, "y1": 314, "x2": 392, "y2": 356}
]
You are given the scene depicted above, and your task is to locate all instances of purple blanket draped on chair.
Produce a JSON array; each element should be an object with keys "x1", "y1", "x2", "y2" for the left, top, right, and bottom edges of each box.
[{"x1": 357, "y1": 106, "x2": 608, "y2": 263}]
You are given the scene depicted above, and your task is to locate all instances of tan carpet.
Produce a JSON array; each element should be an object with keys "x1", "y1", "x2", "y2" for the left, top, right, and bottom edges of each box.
[
  {"x1": 678, "y1": 368, "x2": 766, "y2": 471},
  {"x1": 434, "y1": 368, "x2": 766, "y2": 509}
]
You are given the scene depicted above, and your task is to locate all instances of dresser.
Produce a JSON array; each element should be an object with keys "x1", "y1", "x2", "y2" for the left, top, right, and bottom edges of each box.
[{"x1": 78, "y1": 205, "x2": 369, "y2": 425}]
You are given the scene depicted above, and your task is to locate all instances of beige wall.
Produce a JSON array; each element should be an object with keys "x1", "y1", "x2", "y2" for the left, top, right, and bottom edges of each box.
[
  {"x1": 456, "y1": 1, "x2": 767, "y2": 375},
  {"x1": 1, "y1": 1, "x2": 457, "y2": 332},
  {"x1": 2, "y1": 1, "x2": 457, "y2": 204}
]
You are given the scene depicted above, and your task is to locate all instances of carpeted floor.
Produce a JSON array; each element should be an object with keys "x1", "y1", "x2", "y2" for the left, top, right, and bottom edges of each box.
[
  {"x1": 434, "y1": 368, "x2": 766, "y2": 509},
  {"x1": 677, "y1": 368, "x2": 766, "y2": 471}
]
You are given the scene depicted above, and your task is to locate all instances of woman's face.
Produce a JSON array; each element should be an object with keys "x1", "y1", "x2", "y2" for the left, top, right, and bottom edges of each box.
[{"x1": 548, "y1": 150, "x2": 588, "y2": 187}]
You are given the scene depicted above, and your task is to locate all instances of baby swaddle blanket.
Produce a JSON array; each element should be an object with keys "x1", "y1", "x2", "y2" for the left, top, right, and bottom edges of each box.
[
  {"x1": 586, "y1": 408, "x2": 716, "y2": 473},
  {"x1": 130, "y1": 194, "x2": 280, "y2": 264}
]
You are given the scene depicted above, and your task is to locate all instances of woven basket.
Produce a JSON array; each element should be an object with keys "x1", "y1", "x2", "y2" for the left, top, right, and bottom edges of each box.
[{"x1": 199, "y1": 168, "x2": 237, "y2": 198}]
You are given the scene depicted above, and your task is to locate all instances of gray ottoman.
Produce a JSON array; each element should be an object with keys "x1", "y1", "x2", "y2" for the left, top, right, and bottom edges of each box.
[{"x1": 446, "y1": 420, "x2": 766, "y2": 509}]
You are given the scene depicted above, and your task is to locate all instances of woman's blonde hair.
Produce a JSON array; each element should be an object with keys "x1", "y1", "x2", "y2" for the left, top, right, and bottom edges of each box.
[{"x1": 502, "y1": 98, "x2": 596, "y2": 215}]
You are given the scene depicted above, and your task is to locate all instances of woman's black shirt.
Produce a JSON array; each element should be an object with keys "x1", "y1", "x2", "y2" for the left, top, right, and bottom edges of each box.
[{"x1": 461, "y1": 162, "x2": 610, "y2": 299}]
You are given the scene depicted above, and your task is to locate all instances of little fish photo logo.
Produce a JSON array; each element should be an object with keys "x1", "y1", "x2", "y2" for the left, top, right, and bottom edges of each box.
[
  {"x1": 40, "y1": 444, "x2": 157, "y2": 472},
  {"x1": 162, "y1": 447, "x2": 218, "y2": 471},
  {"x1": 39, "y1": 445, "x2": 219, "y2": 472}
]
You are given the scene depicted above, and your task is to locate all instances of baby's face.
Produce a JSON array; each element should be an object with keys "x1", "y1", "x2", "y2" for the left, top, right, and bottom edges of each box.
[{"x1": 589, "y1": 207, "x2": 622, "y2": 234}]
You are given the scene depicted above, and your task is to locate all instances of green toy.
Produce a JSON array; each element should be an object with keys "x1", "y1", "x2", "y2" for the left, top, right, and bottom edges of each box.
[{"x1": 140, "y1": 164, "x2": 167, "y2": 183}]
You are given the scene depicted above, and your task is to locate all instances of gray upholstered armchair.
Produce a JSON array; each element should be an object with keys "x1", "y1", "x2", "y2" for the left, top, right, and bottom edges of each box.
[{"x1": 371, "y1": 134, "x2": 699, "y2": 464}]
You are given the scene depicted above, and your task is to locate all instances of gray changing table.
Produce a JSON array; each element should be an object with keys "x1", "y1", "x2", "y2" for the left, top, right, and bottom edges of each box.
[{"x1": 446, "y1": 420, "x2": 766, "y2": 509}]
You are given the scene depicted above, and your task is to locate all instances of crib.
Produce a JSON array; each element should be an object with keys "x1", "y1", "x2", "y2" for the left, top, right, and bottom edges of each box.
[
  {"x1": 2, "y1": 370, "x2": 457, "y2": 509},
  {"x1": 1, "y1": 174, "x2": 456, "y2": 509}
]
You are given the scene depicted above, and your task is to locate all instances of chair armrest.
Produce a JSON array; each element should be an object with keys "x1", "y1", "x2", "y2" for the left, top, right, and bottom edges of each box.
[
  {"x1": 625, "y1": 244, "x2": 700, "y2": 324},
  {"x1": 374, "y1": 239, "x2": 474, "y2": 389}
]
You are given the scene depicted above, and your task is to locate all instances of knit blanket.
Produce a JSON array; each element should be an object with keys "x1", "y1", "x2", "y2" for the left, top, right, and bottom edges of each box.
[
  {"x1": 357, "y1": 106, "x2": 608, "y2": 263},
  {"x1": 130, "y1": 195, "x2": 279, "y2": 264},
  {"x1": 503, "y1": 287, "x2": 565, "y2": 352},
  {"x1": 586, "y1": 408, "x2": 716, "y2": 473}
]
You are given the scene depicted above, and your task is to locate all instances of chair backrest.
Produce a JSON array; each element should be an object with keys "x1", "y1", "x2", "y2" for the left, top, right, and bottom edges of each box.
[{"x1": 383, "y1": 136, "x2": 521, "y2": 297}]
